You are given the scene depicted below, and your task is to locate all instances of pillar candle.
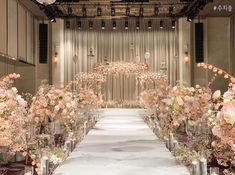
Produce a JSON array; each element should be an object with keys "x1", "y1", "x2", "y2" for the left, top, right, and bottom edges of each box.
[
  {"x1": 199, "y1": 157, "x2": 207, "y2": 175},
  {"x1": 192, "y1": 160, "x2": 199, "y2": 175},
  {"x1": 41, "y1": 156, "x2": 49, "y2": 175},
  {"x1": 169, "y1": 133, "x2": 174, "y2": 151}
]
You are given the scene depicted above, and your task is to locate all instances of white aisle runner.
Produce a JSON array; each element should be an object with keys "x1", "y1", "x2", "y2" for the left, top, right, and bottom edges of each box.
[{"x1": 54, "y1": 109, "x2": 190, "y2": 175}]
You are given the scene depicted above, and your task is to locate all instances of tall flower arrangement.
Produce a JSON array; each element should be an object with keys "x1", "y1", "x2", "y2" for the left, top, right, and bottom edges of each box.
[
  {"x1": 210, "y1": 86, "x2": 235, "y2": 174},
  {"x1": 0, "y1": 74, "x2": 27, "y2": 152}
]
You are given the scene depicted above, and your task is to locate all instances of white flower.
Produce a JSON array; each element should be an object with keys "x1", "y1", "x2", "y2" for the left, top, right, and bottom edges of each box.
[
  {"x1": 176, "y1": 96, "x2": 184, "y2": 106},
  {"x1": 213, "y1": 90, "x2": 221, "y2": 100}
]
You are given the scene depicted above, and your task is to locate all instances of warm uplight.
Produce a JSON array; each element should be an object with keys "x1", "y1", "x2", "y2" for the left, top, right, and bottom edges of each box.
[{"x1": 184, "y1": 51, "x2": 189, "y2": 63}]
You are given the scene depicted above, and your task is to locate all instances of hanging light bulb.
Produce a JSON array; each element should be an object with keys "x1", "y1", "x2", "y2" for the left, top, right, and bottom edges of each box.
[
  {"x1": 136, "y1": 20, "x2": 140, "y2": 30},
  {"x1": 172, "y1": 20, "x2": 176, "y2": 29},
  {"x1": 36, "y1": 0, "x2": 56, "y2": 5},
  {"x1": 89, "y1": 21, "x2": 93, "y2": 29},
  {"x1": 77, "y1": 20, "x2": 81, "y2": 29}
]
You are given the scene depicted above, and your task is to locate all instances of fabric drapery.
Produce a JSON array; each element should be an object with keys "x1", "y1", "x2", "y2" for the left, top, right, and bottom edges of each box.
[{"x1": 64, "y1": 19, "x2": 178, "y2": 101}]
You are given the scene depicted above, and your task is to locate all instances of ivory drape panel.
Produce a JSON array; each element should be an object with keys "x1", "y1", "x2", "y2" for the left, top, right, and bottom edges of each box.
[{"x1": 64, "y1": 19, "x2": 178, "y2": 101}]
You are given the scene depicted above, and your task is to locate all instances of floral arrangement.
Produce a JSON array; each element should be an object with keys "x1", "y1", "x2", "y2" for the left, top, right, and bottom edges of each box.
[
  {"x1": 94, "y1": 62, "x2": 149, "y2": 75},
  {"x1": 210, "y1": 86, "x2": 235, "y2": 174},
  {"x1": 0, "y1": 74, "x2": 27, "y2": 152}
]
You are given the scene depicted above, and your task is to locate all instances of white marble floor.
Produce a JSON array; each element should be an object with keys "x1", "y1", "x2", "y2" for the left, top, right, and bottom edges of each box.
[{"x1": 54, "y1": 109, "x2": 190, "y2": 175}]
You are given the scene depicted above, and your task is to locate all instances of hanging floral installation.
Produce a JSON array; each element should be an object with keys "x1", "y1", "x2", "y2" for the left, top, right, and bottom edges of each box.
[
  {"x1": 136, "y1": 72, "x2": 168, "y2": 86},
  {"x1": 94, "y1": 62, "x2": 149, "y2": 75},
  {"x1": 197, "y1": 62, "x2": 235, "y2": 86},
  {"x1": 75, "y1": 73, "x2": 106, "y2": 89}
]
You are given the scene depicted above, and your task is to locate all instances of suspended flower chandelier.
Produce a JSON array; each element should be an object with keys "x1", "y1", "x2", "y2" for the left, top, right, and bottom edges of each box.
[{"x1": 36, "y1": 0, "x2": 56, "y2": 5}]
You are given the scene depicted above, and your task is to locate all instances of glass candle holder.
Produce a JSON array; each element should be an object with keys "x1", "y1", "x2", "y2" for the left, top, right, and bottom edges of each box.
[{"x1": 210, "y1": 167, "x2": 219, "y2": 175}]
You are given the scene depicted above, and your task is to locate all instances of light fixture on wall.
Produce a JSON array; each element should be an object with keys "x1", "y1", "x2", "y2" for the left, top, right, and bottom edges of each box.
[
  {"x1": 36, "y1": 0, "x2": 56, "y2": 5},
  {"x1": 184, "y1": 51, "x2": 189, "y2": 63},
  {"x1": 54, "y1": 52, "x2": 58, "y2": 64}
]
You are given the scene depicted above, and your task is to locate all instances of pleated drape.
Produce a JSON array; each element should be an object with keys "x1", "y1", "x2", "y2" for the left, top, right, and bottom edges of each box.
[{"x1": 64, "y1": 19, "x2": 178, "y2": 101}]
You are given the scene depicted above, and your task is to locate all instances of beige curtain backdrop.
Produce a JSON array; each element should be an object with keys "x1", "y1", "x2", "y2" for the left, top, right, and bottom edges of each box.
[{"x1": 64, "y1": 19, "x2": 178, "y2": 101}]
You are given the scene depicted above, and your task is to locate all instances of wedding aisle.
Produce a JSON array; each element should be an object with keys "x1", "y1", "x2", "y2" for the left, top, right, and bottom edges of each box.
[{"x1": 54, "y1": 109, "x2": 190, "y2": 175}]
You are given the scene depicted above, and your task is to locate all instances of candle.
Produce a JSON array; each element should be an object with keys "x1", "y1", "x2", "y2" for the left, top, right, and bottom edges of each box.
[
  {"x1": 192, "y1": 160, "x2": 199, "y2": 175},
  {"x1": 165, "y1": 138, "x2": 169, "y2": 149},
  {"x1": 173, "y1": 139, "x2": 178, "y2": 150},
  {"x1": 65, "y1": 140, "x2": 71, "y2": 154},
  {"x1": 210, "y1": 167, "x2": 219, "y2": 175},
  {"x1": 169, "y1": 133, "x2": 174, "y2": 151},
  {"x1": 199, "y1": 157, "x2": 207, "y2": 175},
  {"x1": 41, "y1": 156, "x2": 49, "y2": 175}
]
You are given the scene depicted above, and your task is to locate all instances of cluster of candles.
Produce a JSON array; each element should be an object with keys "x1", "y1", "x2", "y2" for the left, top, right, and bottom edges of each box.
[{"x1": 192, "y1": 159, "x2": 219, "y2": 175}]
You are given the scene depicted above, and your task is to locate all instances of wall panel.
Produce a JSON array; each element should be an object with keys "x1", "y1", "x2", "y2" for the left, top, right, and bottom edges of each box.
[
  {"x1": 18, "y1": 3, "x2": 27, "y2": 61},
  {"x1": 7, "y1": 0, "x2": 18, "y2": 58},
  {"x1": 0, "y1": 0, "x2": 7, "y2": 54}
]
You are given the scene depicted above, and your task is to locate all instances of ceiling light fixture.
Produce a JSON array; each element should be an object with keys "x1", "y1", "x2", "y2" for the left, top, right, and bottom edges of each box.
[
  {"x1": 154, "y1": 6, "x2": 159, "y2": 16},
  {"x1": 82, "y1": 6, "x2": 87, "y2": 17},
  {"x1": 148, "y1": 20, "x2": 152, "y2": 29},
  {"x1": 101, "y1": 21, "x2": 105, "y2": 30},
  {"x1": 112, "y1": 21, "x2": 116, "y2": 29},
  {"x1": 125, "y1": 20, "x2": 128, "y2": 30},
  {"x1": 172, "y1": 20, "x2": 176, "y2": 29},
  {"x1": 139, "y1": 7, "x2": 144, "y2": 17},
  {"x1": 68, "y1": 6, "x2": 72, "y2": 16},
  {"x1": 160, "y1": 20, "x2": 164, "y2": 29},
  {"x1": 36, "y1": 0, "x2": 56, "y2": 5},
  {"x1": 136, "y1": 20, "x2": 140, "y2": 30},
  {"x1": 126, "y1": 7, "x2": 130, "y2": 16},
  {"x1": 111, "y1": 6, "x2": 115, "y2": 16},
  {"x1": 97, "y1": 6, "x2": 102, "y2": 16},
  {"x1": 77, "y1": 21, "x2": 81, "y2": 29},
  {"x1": 89, "y1": 21, "x2": 93, "y2": 29}
]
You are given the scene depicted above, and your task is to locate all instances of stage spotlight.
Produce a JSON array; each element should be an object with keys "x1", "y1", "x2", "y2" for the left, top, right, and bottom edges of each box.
[
  {"x1": 82, "y1": 6, "x2": 87, "y2": 17},
  {"x1": 136, "y1": 21, "x2": 140, "y2": 30},
  {"x1": 139, "y1": 7, "x2": 144, "y2": 17},
  {"x1": 125, "y1": 20, "x2": 128, "y2": 30},
  {"x1": 172, "y1": 20, "x2": 176, "y2": 29},
  {"x1": 169, "y1": 6, "x2": 174, "y2": 16},
  {"x1": 101, "y1": 21, "x2": 105, "y2": 30},
  {"x1": 77, "y1": 20, "x2": 81, "y2": 29},
  {"x1": 89, "y1": 21, "x2": 93, "y2": 29},
  {"x1": 126, "y1": 7, "x2": 130, "y2": 16},
  {"x1": 148, "y1": 20, "x2": 152, "y2": 29},
  {"x1": 160, "y1": 20, "x2": 164, "y2": 29},
  {"x1": 187, "y1": 16, "x2": 192, "y2": 22},
  {"x1": 111, "y1": 7, "x2": 115, "y2": 16},
  {"x1": 154, "y1": 6, "x2": 159, "y2": 16},
  {"x1": 97, "y1": 6, "x2": 102, "y2": 16},
  {"x1": 66, "y1": 20, "x2": 70, "y2": 28},
  {"x1": 68, "y1": 6, "x2": 72, "y2": 16},
  {"x1": 112, "y1": 21, "x2": 116, "y2": 29}
]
